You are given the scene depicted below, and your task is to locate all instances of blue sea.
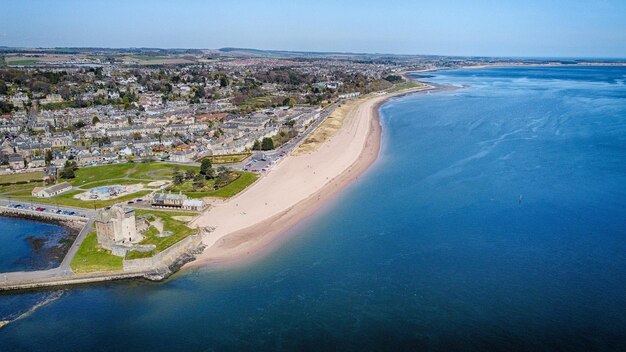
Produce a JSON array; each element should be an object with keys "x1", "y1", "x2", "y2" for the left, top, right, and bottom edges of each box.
[
  {"x1": 1, "y1": 66, "x2": 625, "y2": 351},
  {"x1": 0, "y1": 216, "x2": 71, "y2": 272}
]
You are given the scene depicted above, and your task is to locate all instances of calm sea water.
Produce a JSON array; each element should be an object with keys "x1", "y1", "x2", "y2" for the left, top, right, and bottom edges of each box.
[
  {"x1": 1, "y1": 66, "x2": 625, "y2": 351},
  {"x1": 0, "y1": 216, "x2": 70, "y2": 272}
]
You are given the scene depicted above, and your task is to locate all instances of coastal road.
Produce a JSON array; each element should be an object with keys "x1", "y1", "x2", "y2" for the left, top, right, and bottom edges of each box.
[
  {"x1": 241, "y1": 103, "x2": 339, "y2": 173},
  {"x1": 61, "y1": 217, "x2": 94, "y2": 272}
]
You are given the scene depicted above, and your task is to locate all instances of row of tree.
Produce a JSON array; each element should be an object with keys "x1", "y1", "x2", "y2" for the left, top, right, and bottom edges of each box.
[
  {"x1": 252, "y1": 137, "x2": 275, "y2": 151},
  {"x1": 171, "y1": 159, "x2": 232, "y2": 191}
]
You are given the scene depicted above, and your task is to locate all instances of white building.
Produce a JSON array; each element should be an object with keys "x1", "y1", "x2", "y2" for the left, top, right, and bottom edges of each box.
[{"x1": 31, "y1": 182, "x2": 73, "y2": 198}]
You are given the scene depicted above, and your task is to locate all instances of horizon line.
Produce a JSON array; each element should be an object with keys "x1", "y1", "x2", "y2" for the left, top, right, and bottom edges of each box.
[{"x1": 2, "y1": 46, "x2": 626, "y2": 61}]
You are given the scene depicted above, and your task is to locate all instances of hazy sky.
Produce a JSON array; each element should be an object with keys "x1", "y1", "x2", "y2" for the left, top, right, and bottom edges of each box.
[{"x1": 2, "y1": 0, "x2": 626, "y2": 58}]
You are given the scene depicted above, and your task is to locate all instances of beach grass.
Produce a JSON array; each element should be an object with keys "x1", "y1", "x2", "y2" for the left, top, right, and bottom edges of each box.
[
  {"x1": 295, "y1": 97, "x2": 362, "y2": 155},
  {"x1": 125, "y1": 210, "x2": 197, "y2": 259},
  {"x1": 70, "y1": 232, "x2": 123, "y2": 273}
]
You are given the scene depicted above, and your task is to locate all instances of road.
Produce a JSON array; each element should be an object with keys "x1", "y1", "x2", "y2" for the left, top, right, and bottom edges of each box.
[{"x1": 239, "y1": 103, "x2": 339, "y2": 173}]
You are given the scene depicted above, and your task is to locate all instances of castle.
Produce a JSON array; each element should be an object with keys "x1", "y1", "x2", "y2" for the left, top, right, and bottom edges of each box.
[{"x1": 95, "y1": 205, "x2": 144, "y2": 254}]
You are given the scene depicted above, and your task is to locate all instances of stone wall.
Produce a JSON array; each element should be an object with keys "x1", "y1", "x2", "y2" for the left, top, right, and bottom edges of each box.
[{"x1": 122, "y1": 233, "x2": 203, "y2": 272}]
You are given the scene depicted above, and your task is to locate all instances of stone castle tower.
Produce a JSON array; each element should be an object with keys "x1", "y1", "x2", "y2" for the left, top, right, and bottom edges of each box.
[{"x1": 95, "y1": 205, "x2": 142, "y2": 250}]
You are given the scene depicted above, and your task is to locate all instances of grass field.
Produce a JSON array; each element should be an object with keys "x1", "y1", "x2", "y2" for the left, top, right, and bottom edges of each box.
[
  {"x1": 25, "y1": 190, "x2": 153, "y2": 209},
  {"x1": 205, "y1": 172, "x2": 258, "y2": 198},
  {"x1": 126, "y1": 210, "x2": 197, "y2": 259},
  {"x1": 65, "y1": 162, "x2": 197, "y2": 187},
  {"x1": 198, "y1": 153, "x2": 251, "y2": 164},
  {"x1": 386, "y1": 80, "x2": 425, "y2": 93},
  {"x1": 0, "y1": 171, "x2": 43, "y2": 184},
  {"x1": 0, "y1": 162, "x2": 255, "y2": 207},
  {"x1": 7, "y1": 59, "x2": 41, "y2": 66},
  {"x1": 70, "y1": 232, "x2": 123, "y2": 273},
  {"x1": 168, "y1": 171, "x2": 258, "y2": 198}
]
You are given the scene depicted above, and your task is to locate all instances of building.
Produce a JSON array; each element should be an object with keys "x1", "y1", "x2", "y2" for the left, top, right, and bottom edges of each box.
[
  {"x1": 152, "y1": 192, "x2": 187, "y2": 208},
  {"x1": 338, "y1": 92, "x2": 360, "y2": 99},
  {"x1": 95, "y1": 205, "x2": 143, "y2": 251},
  {"x1": 31, "y1": 182, "x2": 73, "y2": 198},
  {"x1": 8, "y1": 154, "x2": 25, "y2": 170},
  {"x1": 170, "y1": 150, "x2": 194, "y2": 163},
  {"x1": 151, "y1": 192, "x2": 206, "y2": 211},
  {"x1": 182, "y1": 199, "x2": 207, "y2": 211}
]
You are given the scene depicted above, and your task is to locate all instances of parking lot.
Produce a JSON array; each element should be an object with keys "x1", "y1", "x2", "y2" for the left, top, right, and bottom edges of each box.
[
  {"x1": 243, "y1": 150, "x2": 287, "y2": 173},
  {"x1": 2, "y1": 202, "x2": 89, "y2": 218}
]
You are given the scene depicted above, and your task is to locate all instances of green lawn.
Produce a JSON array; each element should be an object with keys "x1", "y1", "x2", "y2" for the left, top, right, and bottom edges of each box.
[
  {"x1": 386, "y1": 80, "x2": 424, "y2": 93},
  {"x1": 0, "y1": 182, "x2": 38, "y2": 197},
  {"x1": 7, "y1": 59, "x2": 41, "y2": 66},
  {"x1": 126, "y1": 210, "x2": 197, "y2": 259},
  {"x1": 22, "y1": 190, "x2": 152, "y2": 209},
  {"x1": 126, "y1": 162, "x2": 198, "y2": 179},
  {"x1": 132, "y1": 55, "x2": 168, "y2": 61},
  {"x1": 198, "y1": 153, "x2": 251, "y2": 164},
  {"x1": 206, "y1": 171, "x2": 258, "y2": 198},
  {"x1": 167, "y1": 171, "x2": 258, "y2": 198},
  {"x1": 70, "y1": 232, "x2": 123, "y2": 273},
  {"x1": 0, "y1": 171, "x2": 44, "y2": 184},
  {"x1": 63, "y1": 162, "x2": 199, "y2": 187},
  {"x1": 0, "y1": 162, "x2": 253, "y2": 207}
]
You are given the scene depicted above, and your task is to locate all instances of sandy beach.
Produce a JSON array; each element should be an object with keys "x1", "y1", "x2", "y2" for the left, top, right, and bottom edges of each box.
[{"x1": 188, "y1": 86, "x2": 430, "y2": 268}]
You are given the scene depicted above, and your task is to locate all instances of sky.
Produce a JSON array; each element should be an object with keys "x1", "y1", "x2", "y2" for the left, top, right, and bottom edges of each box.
[{"x1": 1, "y1": 0, "x2": 626, "y2": 58}]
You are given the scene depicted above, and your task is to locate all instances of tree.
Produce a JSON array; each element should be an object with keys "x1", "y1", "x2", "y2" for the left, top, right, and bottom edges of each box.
[
  {"x1": 185, "y1": 169, "x2": 196, "y2": 180},
  {"x1": 92, "y1": 115, "x2": 100, "y2": 124},
  {"x1": 261, "y1": 137, "x2": 274, "y2": 151},
  {"x1": 0, "y1": 101, "x2": 14, "y2": 114},
  {"x1": 60, "y1": 160, "x2": 78, "y2": 179},
  {"x1": 200, "y1": 159, "x2": 214, "y2": 179},
  {"x1": 214, "y1": 167, "x2": 231, "y2": 188},
  {"x1": 252, "y1": 140, "x2": 261, "y2": 150},
  {"x1": 44, "y1": 149, "x2": 53, "y2": 166},
  {"x1": 60, "y1": 167, "x2": 75, "y2": 179},
  {"x1": 172, "y1": 171, "x2": 184, "y2": 185},
  {"x1": 73, "y1": 120, "x2": 86, "y2": 130},
  {"x1": 220, "y1": 76, "x2": 229, "y2": 87},
  {"x1": 282, "y1": 97, "x2": 296, "y2": 107}
]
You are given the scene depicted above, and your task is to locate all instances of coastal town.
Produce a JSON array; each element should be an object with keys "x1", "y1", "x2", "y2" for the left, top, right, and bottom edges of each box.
[{"x1": 0, "y1": 48, "x2": 618, "y2": 290}]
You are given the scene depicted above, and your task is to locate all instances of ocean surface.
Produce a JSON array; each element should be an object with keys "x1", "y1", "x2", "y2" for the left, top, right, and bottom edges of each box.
[
  {"x1": 0, "y1": 216, "x2": 71, "y2": 272},
  {"x1": 2, "y1": 66, "x2": 625, "y2": 351}
]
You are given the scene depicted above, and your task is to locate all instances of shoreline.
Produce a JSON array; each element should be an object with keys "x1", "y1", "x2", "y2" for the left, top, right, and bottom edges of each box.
[{"x1": 186, "y1": 85, "x2": 434, "y2": 270}]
